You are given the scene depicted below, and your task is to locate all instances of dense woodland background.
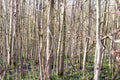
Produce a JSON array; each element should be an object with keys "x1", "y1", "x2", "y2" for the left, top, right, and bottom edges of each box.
[{"x1": 0, "y1": 0, "x2": 120, "y2": 80}]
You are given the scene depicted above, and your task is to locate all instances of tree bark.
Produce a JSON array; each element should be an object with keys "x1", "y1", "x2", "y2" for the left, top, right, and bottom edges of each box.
[
  {"x1": 59, "y1": 0, "x2": 66, "y2": 76},
  {"x1": 94, "y1": 0, "x2": 103, "y2": 80},
  {"x1": 46, "y1": 0, "x2": 54, "y2": 79}
]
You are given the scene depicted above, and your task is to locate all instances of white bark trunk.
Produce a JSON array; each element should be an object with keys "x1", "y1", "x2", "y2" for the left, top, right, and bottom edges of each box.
[
  {"x1": 2, "y1": 0, "x2": 10, "y2": 65},
  {"x1": 94, "y1": 0, "x2": 103, "y2": 80},
  {"x1": 46, "y1": 0, "x2": 51, "y2": 78}
]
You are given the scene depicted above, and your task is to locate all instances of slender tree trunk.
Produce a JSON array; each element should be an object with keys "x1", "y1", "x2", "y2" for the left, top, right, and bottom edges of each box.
[
  {"x1": 82, "y1": 0, "x2": 92, "y2": 78},
  {"x1": 46, "y1": 0, "x2": 54, "y2": 79},
  {"x1": 56, "y1": 0, "x2": 64, "y2": 75},
  {"x1": 94, "y1": 0, "x2": 103, "y2": 80},
  {"x1": 9, "y1": 0, "x2": 16, "y2": 66},
  {"x1": 15, "y1": 0, "x2": 21, "y2": 79},
  {"x1": 36, "y1": 0, "x2": 43, "y2": 79},
  {"x1": 59, "y1": 0, "x2": 66, "y2": 76},
  {"x1": 2, "y1": 0, "x2": 10, "y2": 65}
]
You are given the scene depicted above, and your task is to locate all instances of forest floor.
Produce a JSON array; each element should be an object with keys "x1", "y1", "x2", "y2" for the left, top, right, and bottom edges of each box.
[{"x1": 0, "y1": 55, "x2": 120, "y2": 80}]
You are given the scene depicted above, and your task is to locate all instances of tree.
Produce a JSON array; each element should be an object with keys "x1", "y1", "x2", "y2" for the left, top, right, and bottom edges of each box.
[
  {"x1": 45, "y1": 0, "x2": 54, "y2": 79},
  {"x1": 58, "y1": 0, "x2": 66, "y2": 76},
  {"x1": 82, "y1": 0, "x2": 92, "y2": 79},
  {"x1": 94, "y1": 0, "x2": 103, "y2": 80}
]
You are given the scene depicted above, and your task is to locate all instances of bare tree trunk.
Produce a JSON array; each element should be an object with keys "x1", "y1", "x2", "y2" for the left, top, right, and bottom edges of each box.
[
  {"x1": 2, "y1": 0, "x2": 10, "y2": 66},
  {"x1": 9, "y1": 0, "x2": 16, "y2": 67},
  {"x1": 82, "y1": 0, "x2": 92, "y2": 79},
  {"x1": 56, "y1": 0, "x2": 63, "y2": 75},
  {"x1": 100, "y1": 0, "x2": 107, "y2": 67},
  {"x1": 45, "y1": 0, "x2": 54, "y2": 79},
  {"x1": 36, "y1": 0, "x2": 43, "y2": 79},
  {"x1": 59, "y1": 0, "x2": 66, "y2": 76},
  {"x1": 15, "y1": 0, "x2": 21, "y2": 79},
  {"x1": 94, "y1": 0, "x2": 103, "y2": 80}
]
